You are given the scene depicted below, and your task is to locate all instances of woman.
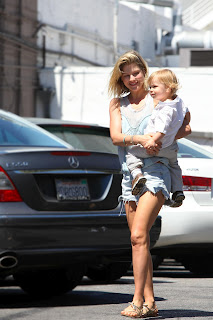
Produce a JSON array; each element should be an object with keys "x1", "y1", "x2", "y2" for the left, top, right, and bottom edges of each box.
[{"x1": 109, "y1": 51, "x2": 191, "y2": 318}]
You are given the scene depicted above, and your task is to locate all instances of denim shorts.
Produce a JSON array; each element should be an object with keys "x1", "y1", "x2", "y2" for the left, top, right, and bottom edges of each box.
[{"x1": 119, "y1": 162, "x2": 171, "y2": 204}]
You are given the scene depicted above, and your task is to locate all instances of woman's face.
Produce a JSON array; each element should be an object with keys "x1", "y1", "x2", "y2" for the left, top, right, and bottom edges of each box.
[{"x1": 121, "y1": 63, "x2": 145, "y2": 93}]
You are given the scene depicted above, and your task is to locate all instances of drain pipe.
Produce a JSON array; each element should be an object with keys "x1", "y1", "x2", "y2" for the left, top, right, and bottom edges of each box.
[
  {"x1": 172, "y1": 0, "x2": 182, "y2": 34},
  {"x1": 113, "y1": 0, "x2": 119, "y2": 63}
]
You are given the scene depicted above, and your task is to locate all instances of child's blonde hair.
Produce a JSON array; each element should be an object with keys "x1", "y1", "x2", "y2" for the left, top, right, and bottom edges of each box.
[
  {"x1": 108, "y1": 50, "x2": 149, "y2": 97},
  {"x1": 148, "y1": 69, "x2": 180, "y2": 97}
]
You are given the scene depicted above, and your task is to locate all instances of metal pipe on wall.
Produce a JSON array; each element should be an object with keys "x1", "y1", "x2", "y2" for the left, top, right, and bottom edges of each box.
[
  {"x1": 171, "y1": 30, "x2": 213, "y2": 53},
  {"x1": 113, "y1": 0, "x2": 119, "y2": 63}
]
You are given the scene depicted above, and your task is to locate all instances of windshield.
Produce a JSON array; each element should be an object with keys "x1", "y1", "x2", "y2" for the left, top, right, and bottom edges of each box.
[
  {"x1": 0, "y1": 111, "x2": 70, "y2": 148},
  {"x1": 178, "y1": 138, "x2": 213, "y2": 159},
  {"x1": 40, "y1": 124, "x2": 118, "y2": 154}
]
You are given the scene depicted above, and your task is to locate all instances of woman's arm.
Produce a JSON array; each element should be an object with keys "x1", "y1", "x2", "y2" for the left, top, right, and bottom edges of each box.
[
  {"x1": 109, "y1": 98, "x2": 160, "y2": 152},
  {"x1": 175, "y1": 111, "x2": 191, "y2": 140},
  {"x1": 109, "y1": 98, "x2": 141, "y2": 146},
  {"x1": 109, "y1": 98, "x2": 128, "y2": 146}
]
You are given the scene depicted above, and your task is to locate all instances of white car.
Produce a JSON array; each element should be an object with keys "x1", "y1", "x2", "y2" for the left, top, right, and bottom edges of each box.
[{"x1": 151, "y1": 138, "x2": 213, "y2": 275}]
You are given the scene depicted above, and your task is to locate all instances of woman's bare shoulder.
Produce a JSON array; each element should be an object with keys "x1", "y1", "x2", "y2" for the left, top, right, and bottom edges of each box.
[{"x1": 109, "y1": 97, "x2": 120, "y2": 111}]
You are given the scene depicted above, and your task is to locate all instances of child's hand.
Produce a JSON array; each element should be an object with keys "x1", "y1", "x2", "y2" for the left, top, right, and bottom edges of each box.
[
  {"x1": 144, "y1": 138, "x2": 157, "y2": 150},
  {"x1": 144, "y1": 137, "x2": 161, "y2": 155},
  {"x1": 146, "y1": 148, "x2": 157, "y2": 155},
  {"x1": 137, "y1": 134, "x2": 162, "y2": 153}
]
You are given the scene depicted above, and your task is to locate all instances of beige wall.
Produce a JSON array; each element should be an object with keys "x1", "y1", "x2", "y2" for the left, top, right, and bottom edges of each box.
[{"x1": 38, "y1": 66, "x2": 213, "y2": 152}]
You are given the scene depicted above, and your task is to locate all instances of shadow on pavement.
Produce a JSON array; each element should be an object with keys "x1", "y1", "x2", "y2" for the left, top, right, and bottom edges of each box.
[
  {"x1": 0, "y1": 259, "x2": 212, "y2": 314},
  {"x1": 160, "y1": 309, "x2": 213, "y2": 319}
]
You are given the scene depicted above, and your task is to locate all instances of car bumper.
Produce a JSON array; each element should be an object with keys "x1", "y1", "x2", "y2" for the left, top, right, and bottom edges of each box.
[
  {"x1": 153, "y1": 194, "x2": 213, "y2": 250},
  {"x1": 0, "y1": 203, "x2": 161, "y2": 273}
]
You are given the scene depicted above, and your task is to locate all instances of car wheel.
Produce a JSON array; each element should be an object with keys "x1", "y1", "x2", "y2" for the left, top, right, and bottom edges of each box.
[
  {"x1": 178, "y1": 255, "x2": 213, "y2": 275},
  {"x1": 86, "y1": 261, "x2": 131, "y2": 282},
  {"x1": 13, "y1": 265, "x2": 85, "y2": 297},
  {"x1": 152, "y1": 255, "x2": 164, "y2": 270}
]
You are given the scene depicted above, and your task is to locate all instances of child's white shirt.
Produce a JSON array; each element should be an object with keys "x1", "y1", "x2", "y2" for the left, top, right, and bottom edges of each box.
[{"x1": 144, "y1": 96, "x2": 188, "y2": 148}]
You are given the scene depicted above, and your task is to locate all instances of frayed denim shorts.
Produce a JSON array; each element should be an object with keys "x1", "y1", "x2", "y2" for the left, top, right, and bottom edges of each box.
[{"x1": 119, "y1": 162, "x2": 171, "y2": 204}]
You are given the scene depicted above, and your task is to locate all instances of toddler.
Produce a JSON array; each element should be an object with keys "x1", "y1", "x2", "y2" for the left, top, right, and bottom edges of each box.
[{"x1": 126, "y1": 69, "x2": 190, "y2": 207}]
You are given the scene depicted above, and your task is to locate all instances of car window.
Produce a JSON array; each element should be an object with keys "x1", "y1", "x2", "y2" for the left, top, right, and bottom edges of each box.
[
  {"x1": 40, "y1": 125, "x2": 118, "y2": 154},
  {"x1": 178, "y1": 139, "x2": 213, "y2": 159},
  {"x1": 0, "y1": 114, "x2": 70, "y2": 148}
]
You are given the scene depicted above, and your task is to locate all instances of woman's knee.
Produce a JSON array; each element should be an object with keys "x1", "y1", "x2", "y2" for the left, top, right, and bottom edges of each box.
[{"x1": 131, "y1": 230, "x2": 150, "y2": 248}]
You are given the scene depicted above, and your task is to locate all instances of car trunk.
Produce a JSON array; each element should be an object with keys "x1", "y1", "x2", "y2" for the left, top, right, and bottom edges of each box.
[
  {"x1": 179, "y1": 158, "x2": 213, "y2": 206},
  {"x1": 1, "y1": 148, "x2": 122, "y2": 212}
]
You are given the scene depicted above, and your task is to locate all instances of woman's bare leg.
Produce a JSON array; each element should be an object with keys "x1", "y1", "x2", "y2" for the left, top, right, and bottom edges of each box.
[
  {"x1": 143, "y1": 251, "x2": 155, "y2": 307},
  {"x1": 125, "y1": 201, "x2": 155, "y2": 305},
  {"x1": 122, "y1": 192, "x2": 164, "y2": 316},
  {"x1": 125, "y1": 201, "x2": 136, "y2": 231},
  {"x1": 132, "y1": 191, "x2": 164, "y2": 303}
]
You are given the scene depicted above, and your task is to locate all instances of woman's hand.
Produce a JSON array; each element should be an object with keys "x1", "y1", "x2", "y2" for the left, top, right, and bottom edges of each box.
[
  {"x1": 136, "y1": 134, "x2": 162, "y2": 155},
  {"x1": 175, "y1": 111, "x2": 191, "y2": 140},
  {"x1": 144, "y1": 138, "x2": 158, "y2": 149},
  {"x1": 145, "y1": 142, "x2": 161, "y2": 155}
]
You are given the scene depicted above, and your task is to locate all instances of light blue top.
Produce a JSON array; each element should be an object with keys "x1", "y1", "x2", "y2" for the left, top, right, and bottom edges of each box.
[{"x1": 118, "y1": 94, "x2": 169, "y2": 173}]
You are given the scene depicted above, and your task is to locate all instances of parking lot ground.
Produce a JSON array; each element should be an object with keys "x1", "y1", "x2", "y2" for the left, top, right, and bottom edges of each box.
[
  {"x1": 152, "y1": 259, "x2": 213, "y2": 319},
  {"x1": 0, "y1": 259, "x2": 213, "y2": 320}
]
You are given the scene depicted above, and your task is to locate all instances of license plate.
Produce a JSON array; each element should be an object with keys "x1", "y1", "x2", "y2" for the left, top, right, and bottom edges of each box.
[{"x1": 55, "y1": 178, "x2": 90, "y2": 201}]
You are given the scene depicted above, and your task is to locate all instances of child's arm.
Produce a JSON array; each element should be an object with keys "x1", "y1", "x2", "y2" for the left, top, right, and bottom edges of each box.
[{"x1": 144, "y1": 105, "x2": 172, "y2": 150}]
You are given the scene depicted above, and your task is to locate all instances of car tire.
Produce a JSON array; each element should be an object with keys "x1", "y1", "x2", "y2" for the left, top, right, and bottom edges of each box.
[
  {"x1": 178, "y1": 255, "x2": 213, "y2": 275},
  {"x1": 86, "y1": 261, "x2": 131, "y2": 282},
  {"x1": 13, "y1": 265, "x2": 85, "y2": 297}
]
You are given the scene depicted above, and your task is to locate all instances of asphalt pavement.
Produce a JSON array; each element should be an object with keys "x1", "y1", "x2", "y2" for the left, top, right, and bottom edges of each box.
[{"x1": 0, "y1": 259, "x2": 213, "y2": 320}]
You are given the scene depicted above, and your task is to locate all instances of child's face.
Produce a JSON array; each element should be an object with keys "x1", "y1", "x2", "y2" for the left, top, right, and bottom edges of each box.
[{"x1": 149, "y1": 76, "x2": 171, "y2": 101}]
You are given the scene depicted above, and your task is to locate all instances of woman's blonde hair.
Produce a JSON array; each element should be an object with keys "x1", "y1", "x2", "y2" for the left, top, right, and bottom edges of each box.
[
  {"x1": 148, "y1": 69, "x2": 180, "y2": 96},
  {"x1": 108, "y1": 50, "x2": 149, "y2": 97}
]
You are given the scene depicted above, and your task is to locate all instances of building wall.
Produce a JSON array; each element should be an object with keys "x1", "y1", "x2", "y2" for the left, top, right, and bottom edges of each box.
[
  {"x1": 38, "y1": 66, "x2": 213, "y2": 152},
  {"x1": 0, "y1": 0, "x2": 38, "y2": 116},
  {"x1": 35, "y1": 0, "x2": 174, "y2": 119},
  {"x1": 36, "y1": 0, "x2": 172, "y2": 67}
]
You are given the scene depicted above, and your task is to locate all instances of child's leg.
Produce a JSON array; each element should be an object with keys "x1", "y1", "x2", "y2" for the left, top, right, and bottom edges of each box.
[
  {"x1": 132, "y1": 170, "x2": 147, "y2": 196},
  {"x1": 169, "y1": 159, "x2": 183, "y2": 193},
  {"x1": 126, "y1": 153, "x2": 143, "y2": 179},
  {"x1": 169, "y1": 161, "x2": 185, "y2": 207},
  {"x1": 158, "y1": 143, "x2": 185, "y2": 207},
  {"x1": 126, "y1": 153, "x2": 147, "y2": 195}
]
